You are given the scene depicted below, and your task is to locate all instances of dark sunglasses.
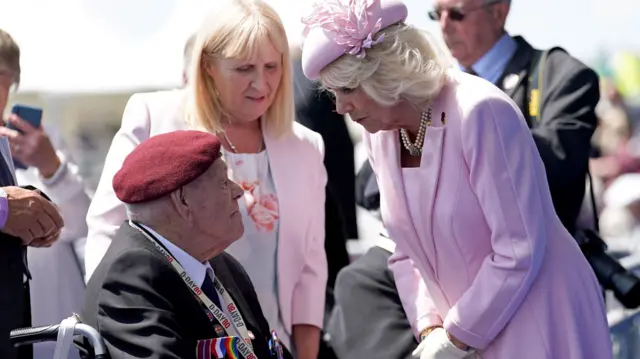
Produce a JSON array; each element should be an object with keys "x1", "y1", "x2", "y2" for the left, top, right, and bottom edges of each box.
[{"x1": 428, "y1": 0, "x2": 504, "y2": 22}]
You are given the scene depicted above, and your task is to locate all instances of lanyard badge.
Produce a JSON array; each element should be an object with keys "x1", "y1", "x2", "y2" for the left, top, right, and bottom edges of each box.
[{"x1": 129, "y1": 221, "x2": 257, "y2": 359}]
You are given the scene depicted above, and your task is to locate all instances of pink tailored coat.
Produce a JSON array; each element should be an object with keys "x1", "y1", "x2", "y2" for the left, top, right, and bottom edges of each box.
[
  {"x1": 84, "y1": 90, "x2": 328, "y2": 334},
  {"x1": 365, "y1": 71, "x2": 613, "y2": 359}
]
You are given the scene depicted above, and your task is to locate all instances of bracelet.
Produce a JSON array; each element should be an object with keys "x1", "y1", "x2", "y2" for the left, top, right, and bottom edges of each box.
[{"x1": 419, "y1": 326, "x2": 441, "y2": 342}]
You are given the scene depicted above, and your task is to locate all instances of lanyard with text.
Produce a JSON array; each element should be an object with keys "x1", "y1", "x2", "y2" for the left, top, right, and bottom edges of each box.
[{"x1": 129, "y1": 221, "x2": 257, "y2": 359}]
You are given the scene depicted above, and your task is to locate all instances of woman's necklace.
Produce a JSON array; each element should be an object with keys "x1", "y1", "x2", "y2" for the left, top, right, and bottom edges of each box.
[
  {"x1": 400, "y1": 107, "x2": 432, "y2": 156},
  {"x1": 221, "y1": 131, "x2": 238, "y2": 153},
  {"x1": 221, "y1": 130, "x2": 264, "y2": 154}
]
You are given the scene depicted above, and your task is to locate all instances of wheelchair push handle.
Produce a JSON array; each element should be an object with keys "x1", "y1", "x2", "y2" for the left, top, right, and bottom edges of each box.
[
  {"x1": 10, "y1": 325, "x2": 59, "y2": 346},
  {"x1": 10, "y1": 322, "x2": 109, "y2": 357}
]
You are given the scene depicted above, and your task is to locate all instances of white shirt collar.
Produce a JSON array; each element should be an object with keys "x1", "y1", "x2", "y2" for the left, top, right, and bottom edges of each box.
[
  {"x1": 458, "y1": 33, "x2": 517, "y2": 85},
  {"x1": 376, "y1": 228, "x2": 396, "y2": 253},
  {"x1": 138, "y1": 223, "x2": 214, "y2": 287}
]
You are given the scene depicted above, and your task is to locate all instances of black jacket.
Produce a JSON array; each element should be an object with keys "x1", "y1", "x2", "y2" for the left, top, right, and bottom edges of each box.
[
  {"x1": 0, "y1": 154, "x2": 34, "y2": 359},
  {"x1": 80, "y1": 222, "x2": 292, "y2": 359},
  {"x1": 496, "y1": 36, "x2": 600, "y2": 234}
]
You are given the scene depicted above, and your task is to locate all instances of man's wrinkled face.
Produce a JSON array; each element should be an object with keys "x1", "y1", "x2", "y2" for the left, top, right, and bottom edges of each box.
[{"x1": 184, "y1": 159, "x2": 245, "y2": 250}]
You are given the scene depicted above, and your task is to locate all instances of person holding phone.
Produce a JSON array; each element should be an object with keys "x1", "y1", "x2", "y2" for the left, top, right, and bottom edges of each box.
[
  {"x1": 2, "y1": 110, "x2": 60, "y2": 177},
  {"x1": 0, "y1": 28, "x2": 91, "y2": 359}
]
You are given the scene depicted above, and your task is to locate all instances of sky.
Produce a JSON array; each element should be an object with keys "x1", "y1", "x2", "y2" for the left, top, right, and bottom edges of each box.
[{"x1": 0, "y1": 0, "x2": 638, "y2": 92}]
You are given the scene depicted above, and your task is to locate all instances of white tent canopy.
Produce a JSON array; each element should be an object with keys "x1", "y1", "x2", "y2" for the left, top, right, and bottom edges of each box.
[{"x1": 0, "y1": 0, "x2": 637, "y2": 93}]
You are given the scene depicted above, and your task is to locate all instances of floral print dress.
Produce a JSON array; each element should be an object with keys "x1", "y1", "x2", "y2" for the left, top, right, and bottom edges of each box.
[{"x1": 222, "y1": 150, "x2": 291, "y2": 350}]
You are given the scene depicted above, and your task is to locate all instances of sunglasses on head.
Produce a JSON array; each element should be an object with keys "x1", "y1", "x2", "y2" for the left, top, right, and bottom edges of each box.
[{"x1": 428, "y1": 0, "x2": 505, "y2": 22}]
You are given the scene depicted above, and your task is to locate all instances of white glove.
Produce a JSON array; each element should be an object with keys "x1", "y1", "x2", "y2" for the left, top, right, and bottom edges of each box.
[{"x1": 412, "y1": 327, "x2": 472, "y2": 359}]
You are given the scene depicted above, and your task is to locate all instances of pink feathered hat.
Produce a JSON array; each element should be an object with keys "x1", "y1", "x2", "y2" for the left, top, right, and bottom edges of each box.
[{"x1": 300, "y1": 0, "x2": 408, "y2": 80}]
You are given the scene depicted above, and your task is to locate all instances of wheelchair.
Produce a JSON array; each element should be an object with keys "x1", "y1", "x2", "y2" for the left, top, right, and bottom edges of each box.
[{"x1": 10, "y1": 315, "x2": 108, "y2": 359}]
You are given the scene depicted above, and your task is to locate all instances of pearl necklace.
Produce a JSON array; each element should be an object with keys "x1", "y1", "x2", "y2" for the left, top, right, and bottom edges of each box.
[{"x1": 400, "y1": 107, "x2": 431, "y2": 156}]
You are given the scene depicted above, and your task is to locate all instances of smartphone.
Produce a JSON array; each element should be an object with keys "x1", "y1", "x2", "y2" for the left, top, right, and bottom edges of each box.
[
  {"x1": 10, "y1": 104, "x2": 43, "y2": 131},
  {"x1": 8, "y1": 104, "x2": 43, "y2": 169}
]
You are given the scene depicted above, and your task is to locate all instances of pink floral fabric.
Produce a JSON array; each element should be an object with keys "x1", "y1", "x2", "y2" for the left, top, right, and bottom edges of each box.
[{"x1": 239, "y1": 180, "x2": 279, "y2": 232}]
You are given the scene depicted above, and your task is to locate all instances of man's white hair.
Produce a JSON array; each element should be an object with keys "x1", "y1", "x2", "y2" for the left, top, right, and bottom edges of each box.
[{"x1": 124, "y1": 197, "x2": 170, "y2": 225}]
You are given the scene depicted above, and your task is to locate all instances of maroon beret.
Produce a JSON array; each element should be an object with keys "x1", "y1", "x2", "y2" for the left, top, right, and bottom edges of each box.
[{"x1": 113, "y1": 130, "x2": 222, "y2": 204}]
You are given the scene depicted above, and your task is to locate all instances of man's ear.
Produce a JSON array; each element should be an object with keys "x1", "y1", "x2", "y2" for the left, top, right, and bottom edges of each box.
[
  {"x1": 170, "y1": 187, "x2": 192, "y2": 221},
  {"x1": 491, "y1": 3, "x2": 510, "y2": 29}
]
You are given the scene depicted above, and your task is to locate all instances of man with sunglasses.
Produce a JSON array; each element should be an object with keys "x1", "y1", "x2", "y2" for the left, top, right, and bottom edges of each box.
[{"x1": 431, "y1": 0, "x2": 600, "y2": 236}]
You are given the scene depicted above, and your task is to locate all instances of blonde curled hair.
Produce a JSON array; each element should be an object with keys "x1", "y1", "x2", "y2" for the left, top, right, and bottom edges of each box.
[
  {"x1": 184, "y1": 0, "x2": 294, "y2": 137},
  {"x1": 319, "y1": 23, "x2": 451, "y2": 108}
]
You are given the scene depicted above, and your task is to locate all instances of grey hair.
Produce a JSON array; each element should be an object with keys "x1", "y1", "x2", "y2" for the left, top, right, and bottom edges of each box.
[
  {"x1": 124, "y1": 197, "x2": 172, "y2": 225},
  {"x1": 124, "y1": 202, "x2": 149, "y2": 222},
  {"x1": 319, "y1": 23, "x2": 451, "y2": 109}
]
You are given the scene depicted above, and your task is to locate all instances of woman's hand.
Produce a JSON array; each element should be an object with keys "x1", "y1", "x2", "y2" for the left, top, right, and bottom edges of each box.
[{"x1": 412, "y1": 327, "x2": 471, "y2": 359}]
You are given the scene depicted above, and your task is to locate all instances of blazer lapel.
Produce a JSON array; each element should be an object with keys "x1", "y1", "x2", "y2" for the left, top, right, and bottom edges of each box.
[
  {"x1": 416, "y1": 112, "x2": 446, "y2": 279},
  {"x1": 497, "y1": 36, "x2": 535, "y2": 98},
  {"x1": 374, "y1": 131, "x2": 438, "y2": 280},
  {"x1": 261, "y1": 121, "x2": 295, "y2": 246},
  {"x1": 261, "y1": 121, "x2": 301, "y2": 330},
  {"x1": 114, "y1": 223, "x2": 221, "y2": 342},
  {"x1": 0, "y1": 139, "x2": 16, "y2": 185},
  {"x1": 209, "y1": 257, "x2": 263, "y2": 343}
]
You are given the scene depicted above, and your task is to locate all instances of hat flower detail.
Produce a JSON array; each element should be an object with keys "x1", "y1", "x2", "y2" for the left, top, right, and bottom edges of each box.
[{"x1": 302, "y1": 0, "x2": 385, "y2": 59}]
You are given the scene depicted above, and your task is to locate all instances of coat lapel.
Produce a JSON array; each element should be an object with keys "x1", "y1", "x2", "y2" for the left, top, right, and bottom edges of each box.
[
  {"x1": 261, "y1": 121, "x2": 300, "y2": 330},
  {"x1": 416, "y1": 112, "x2": 446, "y2": 279},
  {"x1": 497, "y1": 36, "x2": 535, "y2": 98},
  {"x1": 0, "y1": 138, "x2": 16, "y2": 185},
  {"x1": 210, "y1": 256, "x2": 263, "y2": 345},
  {"x1": 261, "y1": 120, "x2": 295, "y2": 245},
  {"x1": 261, "y1": 120, "x2": 298, "y2": 243},
  {"x1": 119, "y1": 223, "x2": 221, "y2": 336},
  {"x1": 374, "y1": 129, "x2": 440, "y2": 280}
]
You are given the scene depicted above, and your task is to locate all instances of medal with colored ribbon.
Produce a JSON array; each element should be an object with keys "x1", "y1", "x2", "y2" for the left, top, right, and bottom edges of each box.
[
  {"x1": 197, "y1": 336, "x2": 242, "y2": 359},
  {"x1": 130, "y1": 222, "x2": 257, "y2": 359}
]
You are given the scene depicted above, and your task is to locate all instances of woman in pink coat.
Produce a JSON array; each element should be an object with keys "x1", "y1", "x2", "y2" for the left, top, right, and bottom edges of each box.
[{"x1": 300, "y1": 0, "x2": 613, "y2": 358}]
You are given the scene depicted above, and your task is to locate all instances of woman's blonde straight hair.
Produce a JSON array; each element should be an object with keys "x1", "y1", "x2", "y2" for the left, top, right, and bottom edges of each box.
[{"x1": 184, "y1": 0, "x2": 294, "y2": 137}]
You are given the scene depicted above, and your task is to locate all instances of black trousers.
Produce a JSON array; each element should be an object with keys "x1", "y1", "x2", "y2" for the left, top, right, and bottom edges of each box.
[
  {"x1": 327, "y1": 247, "x2": 418, "y2": 359},
  {"x1": 0, "y1": 239, "x2": 31, "y2": 359}
]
